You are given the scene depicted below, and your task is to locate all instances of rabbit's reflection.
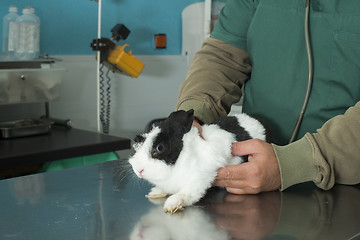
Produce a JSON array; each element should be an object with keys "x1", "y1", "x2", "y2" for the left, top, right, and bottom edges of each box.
[{"x1": 129, "y1": 205, "x2": 230, "y2": 240}]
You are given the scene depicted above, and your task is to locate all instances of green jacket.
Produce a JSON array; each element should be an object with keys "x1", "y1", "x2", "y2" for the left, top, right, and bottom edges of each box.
[{"x1": 176, "y1": 0, "x2": 360, "y2": 190}]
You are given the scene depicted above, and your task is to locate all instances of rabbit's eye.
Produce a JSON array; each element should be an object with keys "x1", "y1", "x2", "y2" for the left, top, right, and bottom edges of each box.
[{"x1": 156, "y1": 143, "x2": 165, "y2": 153}]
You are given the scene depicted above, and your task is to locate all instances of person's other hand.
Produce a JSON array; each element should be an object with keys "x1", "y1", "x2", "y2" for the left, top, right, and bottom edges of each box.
[{"x1": 213, "y1": 139, "x2": 281, "y2": 194}]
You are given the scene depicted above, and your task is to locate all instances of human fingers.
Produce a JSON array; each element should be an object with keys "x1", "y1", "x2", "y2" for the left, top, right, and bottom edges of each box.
[
  {"x1": 231, "y1": 138, "x2": 264, "y2": 156},
  {"x1": 213, "y1": 165, "x2": 260, "y2": 193},
  {"x1": 214, "y1": 163, "x2": 249, "y2": 181}
]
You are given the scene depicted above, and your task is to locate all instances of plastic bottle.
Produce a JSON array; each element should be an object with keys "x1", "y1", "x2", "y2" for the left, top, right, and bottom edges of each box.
[
  {"x1": 14, "y1": 6, "x2": 40, "y2": 60},
  {"x1": 2, "y1": 6, "x2": 19, "y2": 57}
]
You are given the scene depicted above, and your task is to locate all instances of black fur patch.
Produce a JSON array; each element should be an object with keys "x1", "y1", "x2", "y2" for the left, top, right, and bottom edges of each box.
[
  {"x1": 151, "y1": 110, "x2": 194, "y2": 165},
  {"x1": 215, "y1": 116, "x2": 251, "y2": 162},
  {"x1": 215, "y1": 116, "x2": 251, "y2": 142}
]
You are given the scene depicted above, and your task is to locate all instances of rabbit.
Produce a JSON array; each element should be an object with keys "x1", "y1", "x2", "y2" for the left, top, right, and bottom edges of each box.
[{"x1": 129, "y1": 109, "x2": 267, "y2": 213}]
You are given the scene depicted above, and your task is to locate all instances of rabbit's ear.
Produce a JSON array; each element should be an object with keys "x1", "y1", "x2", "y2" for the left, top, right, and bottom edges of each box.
[
  {"x1": 134, "y1": 134, "x2": 145, "y2": 143},
  {"x1": 167, "y1": 110, "x2": 194, "y2": 134}
]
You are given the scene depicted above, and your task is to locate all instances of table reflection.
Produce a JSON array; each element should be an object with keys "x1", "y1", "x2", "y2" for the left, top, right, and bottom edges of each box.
[
  {"x1": 1, "y1": 160, "x2": 359, "y2": 240},
  {"x1": 10, "y1": 174, "x2": 46, "y2": 205},
  {"x1": 128, "y1": 185, "x2": 360, "y2": 240}
]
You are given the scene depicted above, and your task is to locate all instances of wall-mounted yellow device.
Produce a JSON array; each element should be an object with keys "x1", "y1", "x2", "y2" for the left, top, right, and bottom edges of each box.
[
  {"x1": 90, "y1": 24, "x2": 144, "y2": 78},
  {"x1": 106, "y1": 44, "x2": 144, "y2": 78}
]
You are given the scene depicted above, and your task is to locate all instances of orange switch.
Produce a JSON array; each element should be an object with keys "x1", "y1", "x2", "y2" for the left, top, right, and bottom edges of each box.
[{"x1": 154, "y1": 34, "x2": 166, "y2": 49}]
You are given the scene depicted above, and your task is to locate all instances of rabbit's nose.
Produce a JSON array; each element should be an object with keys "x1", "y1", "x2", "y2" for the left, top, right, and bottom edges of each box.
[{"x1": 136, "y1": 169, "x2": 145, "y2": 178}]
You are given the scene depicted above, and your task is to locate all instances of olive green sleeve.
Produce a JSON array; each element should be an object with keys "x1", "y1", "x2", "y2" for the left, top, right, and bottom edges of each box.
[
  {"x1": 176, "y1": 37, "x2": 251, "y2": 124},
  {"x1": 273, "y1": 101, "x2": 360, "y2": 190},
  {"x1": 272, "y1": 137, "x2": 317, "y2": 190}
]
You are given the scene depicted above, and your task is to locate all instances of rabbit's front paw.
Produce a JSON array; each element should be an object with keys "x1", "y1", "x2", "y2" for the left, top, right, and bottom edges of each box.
[
  {"x1": 164, "y1": 194, "x2": 185, "y2": 213},
  {"x1": 145, "y1": 187, "x2": 168, "y2": 199}
]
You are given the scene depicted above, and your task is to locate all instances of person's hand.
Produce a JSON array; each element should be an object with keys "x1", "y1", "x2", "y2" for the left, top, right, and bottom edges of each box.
[
  {"x1": 213, "y1": 139, "x2": 281, "y2": 194},
  {"x1": 212, "y1": 191, "x2": 281, "y2": 240}
]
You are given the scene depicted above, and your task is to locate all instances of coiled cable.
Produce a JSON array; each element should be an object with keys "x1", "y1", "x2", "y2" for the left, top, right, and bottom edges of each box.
[{"x1": 99, "y1": 64, "x2": 111, "y2": 134}]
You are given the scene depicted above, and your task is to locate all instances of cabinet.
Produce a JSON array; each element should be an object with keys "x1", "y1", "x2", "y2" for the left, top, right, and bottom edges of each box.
[
  {"x1": 0, "y1": 59, "x2": 66, "y2": 138},
  {"x1": 0, "y1": 60, "x2": 66, "y2": 105}
]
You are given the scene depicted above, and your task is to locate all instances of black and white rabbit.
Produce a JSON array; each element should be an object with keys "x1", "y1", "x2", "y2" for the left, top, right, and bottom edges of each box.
[{"x1": 129, "y1": 110, "x2": 266, "y2": 213}]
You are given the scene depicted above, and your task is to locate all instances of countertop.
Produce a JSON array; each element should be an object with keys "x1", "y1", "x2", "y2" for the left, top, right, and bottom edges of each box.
[
  {"x1": 1, "y1": 160, "x2": 359, "y2": 240},
  {"x1": 0, "y1": 127, "x2": 131, "y2": 169}
]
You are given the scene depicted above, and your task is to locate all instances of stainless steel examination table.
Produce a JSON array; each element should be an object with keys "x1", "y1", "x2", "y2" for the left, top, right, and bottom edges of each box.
[{"x1": 1, "y1": 160, "x2": 359, "y2": 240}]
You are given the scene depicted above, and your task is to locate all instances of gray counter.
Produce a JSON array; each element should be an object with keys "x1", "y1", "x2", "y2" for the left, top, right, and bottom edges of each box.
[
  {"x1": 1, "y1": 160, "x2": 359, "y2": 240},
  {"x1": 0, "y1": 127, "x2": 131, "y2": 170}
]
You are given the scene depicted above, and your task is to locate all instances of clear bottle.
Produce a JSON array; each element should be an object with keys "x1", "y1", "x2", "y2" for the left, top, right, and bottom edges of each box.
[
  {"x1": 14, "y1": 6, "x2": 40, "y2": 60},
  {"x1": 2, "y1": 6, "x2": 19, "y2": 57}
]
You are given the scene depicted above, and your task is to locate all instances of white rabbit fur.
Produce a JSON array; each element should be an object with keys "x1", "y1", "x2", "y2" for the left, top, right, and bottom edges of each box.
[{"x1": 129, "y1": 110, "x2": 266, "y2": 213}]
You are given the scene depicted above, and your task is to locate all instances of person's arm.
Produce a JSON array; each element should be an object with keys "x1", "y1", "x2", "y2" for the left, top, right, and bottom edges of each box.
[
  {"x1": 273, "y1": 101, "x2": 360, "y2": 190},
  {"x1": 176, "y1": 38, "x2": 251, "y2": 124},
  {"x1": 176, "y1": 0, "x2": 258, "y2": 123},
  {"x1": 214, "y1": 102, "x2": 360, "y2": 193}
]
